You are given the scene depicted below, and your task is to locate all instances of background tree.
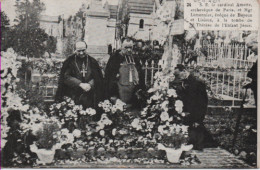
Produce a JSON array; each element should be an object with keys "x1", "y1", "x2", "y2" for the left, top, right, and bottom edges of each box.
[
  {"x1": 75, "y1": 9, "x2": 86, "y2": 40},
  {"x1": 14, "y1": 0, "x2": 45, "y2": 30},
  {"x1": 1, "y1": 11, "x2": 11, "y2": 51},
  {"x1": 63, "y1": 34, "x2": 75, "y2": 57},
  {"x1": 11, "y1": 0, "x2": 56, "y2": 58}
]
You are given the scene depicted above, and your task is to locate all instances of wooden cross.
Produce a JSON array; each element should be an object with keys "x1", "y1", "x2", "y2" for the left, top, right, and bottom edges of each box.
[{"x1": 81, "y1": 63, "x2": 87, "y2": 77}]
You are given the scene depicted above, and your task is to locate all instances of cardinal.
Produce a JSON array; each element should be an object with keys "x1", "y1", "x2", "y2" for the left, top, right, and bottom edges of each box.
[{"x1": 55, "y1": 41, "x2": 104, "y2": 110}]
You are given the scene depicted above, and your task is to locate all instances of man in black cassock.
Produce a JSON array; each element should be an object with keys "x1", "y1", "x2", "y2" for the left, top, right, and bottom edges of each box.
[
  {"x1": 104, "y1": 38, "x2": 144, "y2": 107},
  {"x1": 172, "y1": 65, "x2": 217, "y2": 150},
  {"x1": 55, "y1": 41, "x2": 103, "y2": 110}
]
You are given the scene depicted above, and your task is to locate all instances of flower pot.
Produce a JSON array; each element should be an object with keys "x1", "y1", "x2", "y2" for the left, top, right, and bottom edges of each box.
[
  {"x1": 35, "y1": 149, "x2": 55, "y2": 164},
  {"x1": 165, "y1": 148, "x2": 183, "y2": 163},
  {"x1": 158, "y1": 143, "x2": 193, "y2": 163},
  {"x1": 30, "y1": 144, "x2": 56, "y2": 165}
]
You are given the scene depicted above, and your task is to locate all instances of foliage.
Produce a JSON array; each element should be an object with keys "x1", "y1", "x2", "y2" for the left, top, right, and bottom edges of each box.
[
  {"x1": 1, "y1": 11, "x2": 11, "y2": 51},
  {"x1": 35, "y1": 121, "x2": 61, "y2": 150},
  {"x1": 1, "y1": 49, "x2": 29, "y2": 148},
  {"x1": 75, "y1": 9, "x2": 86, "y2": 40},
  {"x1": 133, "y1": 71, "x2": 189, "y2": 149},
  {"x1": 63, "y1": 35, "x2": 76, "y2": 57},
  {"x1": 1, "y1": 48, "x2": 36, "y2": 166},
  {"x1": 14, "y1": 0, "x2": 45, "y2": 29},
  {"x1": 49, "y1": 97, "x2": 98, "y2": 132},
  {"x1": 1, "y1": 11, "x2": 10, "y2": 29},
  {"x1": 15, "y1": 57, "x2": 63, "y2": 110},
  {"x1": 10, "y1": 27, "x2": 56, "y2": 58},
  {"x1": 117, "y1": 0, "x2": 130, "y2": 38},
  {"x1": 6, "y1": 0, "x2": 57, "y2": 57}
]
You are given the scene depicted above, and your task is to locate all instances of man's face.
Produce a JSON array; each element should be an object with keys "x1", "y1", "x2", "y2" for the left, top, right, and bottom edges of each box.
[
  {"x1": 137, "y1": 42, "x2": 143, "y2": 49},
  {"x1": 174, "y1": 69, "x2": 188, "y2": 80},
  {"x1": 124, "y1": 46, "x2": 133, "y2": 55},
  {"x1": 77, "y1": 49, "x2": 86, "y2": 58},
  {"x1": 121, "y1": 40, "x2": 133, "y2": 55}
]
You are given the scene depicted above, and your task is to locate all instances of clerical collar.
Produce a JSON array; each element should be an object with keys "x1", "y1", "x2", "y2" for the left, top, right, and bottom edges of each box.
[
  {"x1": 76, "y1": 54, "x2": 88, "y2": 61},
  {"x1": 124, "y1": 55, "x2": 135, "y2": 64}
]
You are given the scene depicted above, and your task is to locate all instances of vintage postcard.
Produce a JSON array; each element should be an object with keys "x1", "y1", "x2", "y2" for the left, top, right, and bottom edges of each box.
[{"x1": 1, "y1": 0, "x2": 258, "y2": 168}]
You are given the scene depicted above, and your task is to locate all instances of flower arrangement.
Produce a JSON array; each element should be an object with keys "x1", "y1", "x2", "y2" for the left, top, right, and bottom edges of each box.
[
  {"x1": 33, "y1": 119, "x2": 61, "y2": 150},
  {"x1": 1, "y1": 48, "x2": 29, "y2": 148},
  {"x1": 131, "y1": 71, "x2": 190, "y2": 150},
  {"x1": 49, "y1": 97, "x2": 97, "y2": 131},
  {"x1": 98, "y1": 99, "x2": 128, "y2": 127}
]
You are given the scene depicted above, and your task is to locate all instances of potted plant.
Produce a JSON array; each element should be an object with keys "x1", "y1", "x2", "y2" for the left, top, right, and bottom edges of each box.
[
  {"x1": 130, "y1": 71, "x2": 193, "y2": 163},
  {"x1": 28, "y1": 117, "x2": 63, "y2": 165}
]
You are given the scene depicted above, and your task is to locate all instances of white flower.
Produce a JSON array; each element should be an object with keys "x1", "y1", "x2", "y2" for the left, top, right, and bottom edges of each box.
[
  {"x1": 141, "y1": 110, "x2": 147, "y2": 117},
  {"x1": 96, "y1": 114, "x2": 112, "y2": 131},
  {"x1": 86, "y1": 108, "x2": 96, "y2": 116},
  {"x1": 20, "y1": 104, "x2": 29, "y2": 112},
  {"x1": 1, "y1": 139, "x2": 7, "y2": 148},
  {"x1": 86, "y1": 131, "x2": 92, "y2": 136},
  {"x1": 112, "y1": 128, "x2": 117, "y2": 136},
  {"x1": 131, "y1": 118, "x2": 142, "y2": 130},
  {"x1": 56, "y1": 103, "x2": 61, "y2": 109},
  {"x1": 80, "y1": 110, "x2": 87, "y2": 115},
  {"x1": 72, "y1": 129, "x2": 81, "y2": 138},
  {"x1": 31, "y1": 122, "x2": 44, "y2": 135},
  {"x1": 167, "y1": 89, "x2": 177, "y2": 98},
  {"x1": 99, "y1": 130, "x2": 105, "y2": 136},
  {"x1": 150, "y1": 92, "x2": 162, "y2": 101},
  {"x1": 61, "y1": 128, "x2": 69, "y2": 134},
  {"x1": 175, "y1": 100, "x2": 184, "y2": 113},
  {"x1": 147, "y1": 87, "x2": 157, "y2": 93},
  {"x1": 96, "y1": 124, "x2": 105, "y2": 131},
  {"x1": 161, "y1": 100, "x2": 169, "y2": 111},
  {"x1": 175, "y1": 107, "x2": 183, "y2": 114},
  {"x1": 181, "y1": 125, "x2": 189, "y2": 134},
  {"x1": 100, "y1": 114, "x2": 112, "y2": 125},
  {"x1": 160, "y1": 112, "x2": 169, "y2": 122},
  {"x1": 99, "y1": 100, "x2": 112, "y2": 112},
  {"x1": 111, "y1": 105, "x2": 117, "y2": 113},
  {"x1": 158, "y1": 125, "x2": 167, "y2": 135},
  {"x1": 115, "y1": 99, "x2": 126, "y2": 111}
]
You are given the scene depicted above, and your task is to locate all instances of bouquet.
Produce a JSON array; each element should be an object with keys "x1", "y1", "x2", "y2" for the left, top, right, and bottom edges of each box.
[
  {"x1": 49, "y1": 97, "x2": 97, "y2": 131},
  {"x1": 131, "y1": 71, "x2": 190, "y2": 150}
]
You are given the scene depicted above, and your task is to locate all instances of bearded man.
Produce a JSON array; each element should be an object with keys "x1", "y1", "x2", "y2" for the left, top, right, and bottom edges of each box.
[
  {"x1": 55, "y1": 41, "x2": 103, "y2": 110},
  {"x1": 104, "y1": 38, "x2": 143, "y2": 107}
]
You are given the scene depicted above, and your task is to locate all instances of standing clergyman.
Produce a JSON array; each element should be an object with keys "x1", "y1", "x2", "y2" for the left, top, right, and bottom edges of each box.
[
  {"x1": 104, "y1": 38, "x2": 143, "y2": 107},
  {"x1": 55, "y1": 41, "x2": 104, "y2": 110}
]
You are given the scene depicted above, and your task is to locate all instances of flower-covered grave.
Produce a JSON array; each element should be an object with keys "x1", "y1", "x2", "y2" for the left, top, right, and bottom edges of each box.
[{"x1": 1, "y1": 48, "x2": 200, "y2": 166}]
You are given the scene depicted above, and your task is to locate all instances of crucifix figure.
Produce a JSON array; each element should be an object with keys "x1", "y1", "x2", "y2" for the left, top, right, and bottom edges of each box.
[{"x1": 81, "y1": 63, "x2": 88, "y2": 77}]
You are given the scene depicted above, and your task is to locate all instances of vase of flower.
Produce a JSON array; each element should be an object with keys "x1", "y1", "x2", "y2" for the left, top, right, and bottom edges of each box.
[
  {"x1": 158, "y1": 143, "x2": 193, "y2": 163},
  {"x1": 30, "y1": 144, "x2": 56, "y2": 165},
  {"x1": 165, "y1": 147, "x2": 183, "y2": 163}
]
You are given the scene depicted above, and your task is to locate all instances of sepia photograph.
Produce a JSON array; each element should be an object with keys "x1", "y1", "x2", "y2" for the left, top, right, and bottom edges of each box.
[{"x1": 1, "y1": 0, "x2": 258, "y2": 168}]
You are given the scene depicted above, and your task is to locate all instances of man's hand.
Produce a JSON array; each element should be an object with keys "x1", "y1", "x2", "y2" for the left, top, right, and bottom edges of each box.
[
  {"x1": 79, "y1": 83, "x2": 91, "y2": 92},
  {"x1": 242, "y1": 78, "x2": 252, "y2": 89}
]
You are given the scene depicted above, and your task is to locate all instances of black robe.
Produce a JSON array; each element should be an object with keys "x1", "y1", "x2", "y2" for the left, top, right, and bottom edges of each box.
[
  {"x1": 55, "y1": 54, "x2": 104, "y2": 110},
  {"x1": 104, "y1": 51, "x2": 144, "y2": 102},
  {"x1": 247, "y1": 61, "x2": 257, "y2": 104},
  {"x1": 174, "y1": 75, "x2": 217, "y2": 149}
]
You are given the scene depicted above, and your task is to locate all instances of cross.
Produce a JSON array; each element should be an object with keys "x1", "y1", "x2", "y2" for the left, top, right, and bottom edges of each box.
[{"x1": 81, "y1": 63, "x2": 87, "y2": 77}]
